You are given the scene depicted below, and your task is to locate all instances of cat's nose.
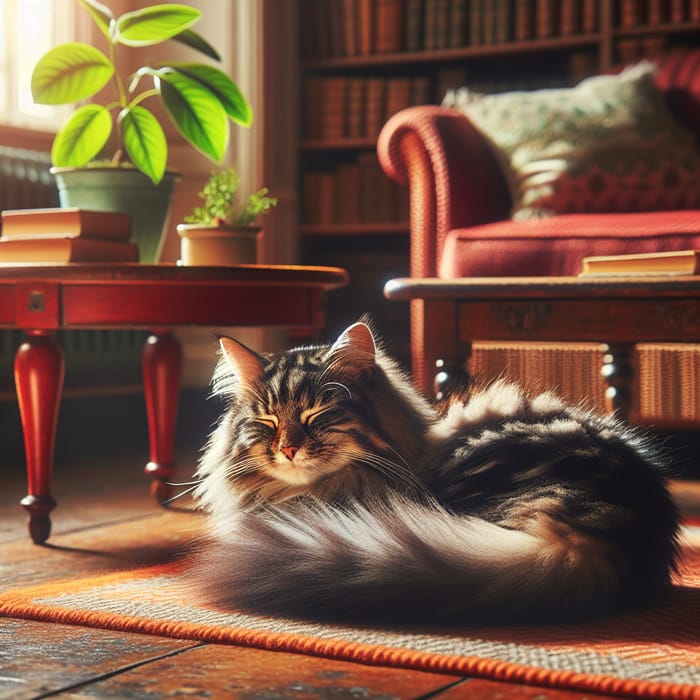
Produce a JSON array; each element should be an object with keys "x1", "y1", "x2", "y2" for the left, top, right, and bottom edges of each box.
[{"x1": 280, "y1": 445, "x2": 299, "y2": 461}]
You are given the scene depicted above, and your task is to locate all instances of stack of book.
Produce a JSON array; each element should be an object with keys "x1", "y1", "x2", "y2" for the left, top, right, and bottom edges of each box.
[{"x1": 0, "y1": 208, "x2": 138, "y2": 263}]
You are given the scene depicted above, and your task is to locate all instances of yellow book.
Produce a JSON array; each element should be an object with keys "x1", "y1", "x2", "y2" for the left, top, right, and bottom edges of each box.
[
  {"x1": 0, "y1": 208, "x2": 131, "y2": 242},
  {"x1": 580, "y1": 250, "x2": 700, "y2": 276},
  {"x1": 0, "y1": 237, "x2": 138, "y2": 263}
]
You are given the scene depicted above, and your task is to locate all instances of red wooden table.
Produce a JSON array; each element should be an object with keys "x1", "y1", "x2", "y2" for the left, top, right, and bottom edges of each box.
[{"x1": 0, "y1": 263, "x2": 348, "y2": 544}]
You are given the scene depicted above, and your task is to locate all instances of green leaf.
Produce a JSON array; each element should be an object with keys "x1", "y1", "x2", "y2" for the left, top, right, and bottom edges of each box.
[
  {"x1": 78, "y1": 0, "x2": 114, "y2": 42},
  {"x1": 51, "y1": 104, "x2": 112, "y2": 167},
  {"x1": 31, "y1": 43, "x2": 114, "y2": 105},
  {"x1": 121, "y1": 105, "x2": 167, "y2": 184},
  {"x1": 157, "y1": 71, "x2": 228, "y2": 163},
  {"x1": 169, "y1": 64, "x2": 252, "y2": 126},
  {"x1": 172, "y1": 29, "x2": 221, "y2": 61},
  {"x1": 115, "y1": 4, "x2": 201, "y2": 47}
]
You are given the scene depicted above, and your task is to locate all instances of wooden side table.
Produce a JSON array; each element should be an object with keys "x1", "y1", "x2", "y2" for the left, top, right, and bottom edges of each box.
[
  {"x1": 0, "y1": 264, "x2": 348, "y2": 543},
  {"x1": 385, "y1": 275, "x2": 700, "y2": 414}
]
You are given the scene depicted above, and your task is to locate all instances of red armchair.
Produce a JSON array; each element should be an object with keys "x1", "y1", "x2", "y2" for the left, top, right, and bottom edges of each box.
[{"x1": 378, "y1": 51, "x2": 700, "y2": 419}]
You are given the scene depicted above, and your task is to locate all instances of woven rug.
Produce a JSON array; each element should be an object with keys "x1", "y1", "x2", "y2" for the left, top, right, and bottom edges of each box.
[{"x1": 2, "y1": 531, "x2": 699, "y2": 700}]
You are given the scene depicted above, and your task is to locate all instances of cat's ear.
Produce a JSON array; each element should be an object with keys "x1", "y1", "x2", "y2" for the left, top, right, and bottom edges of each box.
[
  {"x1": 219, "y1": 336, "x2": 265, "y2": 385},
  {"x1": 327, "y1": 321, "x2": 377, "y2": 374}
]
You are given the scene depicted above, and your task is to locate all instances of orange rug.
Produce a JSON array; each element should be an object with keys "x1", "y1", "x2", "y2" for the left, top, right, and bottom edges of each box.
[{"x1": 2, "y1": 529, "x2": 699, "y2": 700}]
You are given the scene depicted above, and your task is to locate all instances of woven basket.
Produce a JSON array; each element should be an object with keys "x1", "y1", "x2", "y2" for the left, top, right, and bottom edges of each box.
[{"x1": 470, "y1": 343, "x2": 699, "y2": 427}]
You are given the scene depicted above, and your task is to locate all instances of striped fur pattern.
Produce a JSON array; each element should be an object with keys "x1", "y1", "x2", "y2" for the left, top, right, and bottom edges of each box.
[{"x1": 191, "y1": 321, "x2": 680, "y2": 625}]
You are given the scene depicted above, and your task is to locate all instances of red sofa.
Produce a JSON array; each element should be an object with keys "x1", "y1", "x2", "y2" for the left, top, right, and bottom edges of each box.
[{"x1": 378, "y1": 51, "x2": 700, "y2": 419}]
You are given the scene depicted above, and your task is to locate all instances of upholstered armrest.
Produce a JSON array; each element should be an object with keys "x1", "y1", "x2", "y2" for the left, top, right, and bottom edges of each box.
[{"x1": 377, "y1": 105, "x2": 510, "y2": 277}]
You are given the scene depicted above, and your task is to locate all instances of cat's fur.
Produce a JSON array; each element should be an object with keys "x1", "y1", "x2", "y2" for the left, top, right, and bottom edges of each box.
[{"x1": 190, "y1": 321, "x2": 680, "y2": 625}]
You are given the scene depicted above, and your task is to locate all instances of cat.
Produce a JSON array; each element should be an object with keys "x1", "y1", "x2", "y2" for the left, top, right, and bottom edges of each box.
[{"x1": 189, "y1": 320, "x2": 681, "y2": 626}]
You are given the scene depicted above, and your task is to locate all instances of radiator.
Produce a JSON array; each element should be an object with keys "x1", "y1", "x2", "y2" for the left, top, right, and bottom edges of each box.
[
  {"x1": 0, "y1": 145, "x2": 58, "y2": 211},
  {"x1": 0, "y1": 146, "x2": 145, "y2": 393}
]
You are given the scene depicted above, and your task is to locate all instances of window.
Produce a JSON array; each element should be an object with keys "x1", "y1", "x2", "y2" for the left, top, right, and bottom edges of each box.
[{"x1": 0, "y1": 0, "x2": 75, "y2": 129}]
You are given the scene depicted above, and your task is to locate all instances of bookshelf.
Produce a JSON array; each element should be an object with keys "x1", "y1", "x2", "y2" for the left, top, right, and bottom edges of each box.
[{"x1": 297, "y1": 0, "x2": 700, "y2": 363}]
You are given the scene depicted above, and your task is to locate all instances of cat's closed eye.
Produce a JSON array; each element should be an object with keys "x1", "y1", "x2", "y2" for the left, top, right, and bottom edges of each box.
[
  {"x1": 254, "y1": 415, "x2": 278, "y2": 430},
  {"x1": 300, "y1": 406, "x2": 330, "y2": 426}
]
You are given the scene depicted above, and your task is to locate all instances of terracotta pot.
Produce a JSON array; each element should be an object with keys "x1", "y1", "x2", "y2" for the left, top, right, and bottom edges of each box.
[{"x1": 177, "y1": 223, "x2": 262, "y2": 265}]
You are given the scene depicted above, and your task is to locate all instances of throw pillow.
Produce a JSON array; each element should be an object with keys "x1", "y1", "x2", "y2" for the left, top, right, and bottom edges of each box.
[{"x1": 443, "y1": 63, "x2": 700, "y2": 220}]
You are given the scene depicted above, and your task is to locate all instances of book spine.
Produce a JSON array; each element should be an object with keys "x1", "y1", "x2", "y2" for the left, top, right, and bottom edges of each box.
[
  {"x1": 364, "y1": 78, "x2": 387, "y2": 138},
  {"x1": 385, "y1": 77, "x2": 414, "y2": 120},
  {"x1": 404, "y1": 0, "x2": 426, "y2": 51},
  {"x1": 619, "y1": 0, "x2": 642, "y2": 27},
  {"x1": 358, "y1": 0, "x2": 374, "y2": 54},
  {"x1": 448, "y1": 0, "x2": 469, "y2": 48},
  {"x1": 345, "y1": 77, "x2": 367, "y2": 138},
  {"x1": 469, "y1": 0, "x2": 483, "y2": 45},
  {"x1": 432, "y1": 0, "x2": 451, "y2": 49},
  {"x1": 647, "y1": 0, "x2": 666, "y2": 24},
  {"x1": 514, "y1": 0, "x2": 535, "y2": 40},
  {"x1": 341, "y1": 0, "x2": 359, "y2": 56},
  {"x1": 320, "y1": 77, "x2": 348, "y2": 140},
  {"x1": 423, "y1": 0, "x2": 437, "y2": 50},
  {"x1": 580, "y1": 0, "x2": 597, "y2": 32},
  {"x1": 482, "y1": 0, "x2": 495, "y2": 44},
  {"x1": 536, "y1": 0, "x2": 559, "y2": 38},
  {"x1": 303, "y1": 77, "x2": 323, "y2": 139},
  {"x1": 690, "y1": 0, "x2": 700, "y2": 21},
  {"x1": 559, "y1": 0, "x2": 581, "y2": 35},
  {"x1": 671, "y1": 0, "x2": 686, "y2": 21},
  {"x1": 374, "y1": 0, "x2": 404, "y2": 53},
  {"x1": 328, "y1": 0, "x2": 345, "y2": 56},
  {"x1": 495, "y1": 0, "x2": 513, "y2": 43}
]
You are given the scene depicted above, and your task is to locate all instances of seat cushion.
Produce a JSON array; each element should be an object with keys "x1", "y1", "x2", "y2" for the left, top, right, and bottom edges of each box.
[{"x1": 439, "y1": 210, "x2": 700, "y2": 277}]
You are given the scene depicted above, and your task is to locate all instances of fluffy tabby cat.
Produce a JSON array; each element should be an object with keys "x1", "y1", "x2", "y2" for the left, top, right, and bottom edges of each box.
[{"x1": 190, "y1": 321, "x2": 680, "y2": 625}]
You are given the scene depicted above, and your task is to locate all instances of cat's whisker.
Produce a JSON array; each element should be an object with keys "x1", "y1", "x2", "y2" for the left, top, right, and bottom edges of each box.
[
  {"x1": 165, "y1": 479, "x2": 204, "y2": 487},
  {"x1": 162, "y1": 483, "x2": 201, "y2": 504},
  {"x1": 336, "y1": 447, "x2": 428, "y2": 496},
  {"x1": 318, "y1": 381, "x2": 352, "y2": 400},
  {"x1": 223, "y1": 456, "x2": 264, "y2": 480}
]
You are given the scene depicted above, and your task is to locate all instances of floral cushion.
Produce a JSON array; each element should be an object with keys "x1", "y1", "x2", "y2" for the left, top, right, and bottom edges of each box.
[{"x1": 443, "y1": 63, "x2": 700, "y2": 220}]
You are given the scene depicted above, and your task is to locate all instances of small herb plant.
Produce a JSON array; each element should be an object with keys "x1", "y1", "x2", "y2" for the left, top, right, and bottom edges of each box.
[
  {"x1": 185, "y1": 168, "x2": 277, "y2": 227},
  {"x1": 30, "y1": 0, "x2": 252, "y2": 184}
]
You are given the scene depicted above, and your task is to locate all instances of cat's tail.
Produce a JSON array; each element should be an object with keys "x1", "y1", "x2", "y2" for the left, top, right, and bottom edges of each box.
[{"x1": 190, "y1": 497, "x2": 672, "y2": 624}]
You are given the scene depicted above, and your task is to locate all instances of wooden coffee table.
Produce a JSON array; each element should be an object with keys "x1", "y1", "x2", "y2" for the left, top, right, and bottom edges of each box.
[
  {"x1": 0, "y1": 263, "x2": 348, "y2": 543},
  {"x1": 385, "y1": 275, "x2": 700, "y2": 413}
]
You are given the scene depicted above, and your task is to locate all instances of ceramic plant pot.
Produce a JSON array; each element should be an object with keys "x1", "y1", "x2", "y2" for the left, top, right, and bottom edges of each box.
[
  {"x1": 51, "y1": 167, "x2": 180, "y2": 264},
  {"x1": 177, "y1": 223, "x2": 262, "y2": 265}
]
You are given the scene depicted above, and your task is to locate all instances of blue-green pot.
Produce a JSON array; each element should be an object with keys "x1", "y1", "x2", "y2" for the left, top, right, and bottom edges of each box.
[{"x1": 51, "y1": 166, "x2": 180, "y2": 263}]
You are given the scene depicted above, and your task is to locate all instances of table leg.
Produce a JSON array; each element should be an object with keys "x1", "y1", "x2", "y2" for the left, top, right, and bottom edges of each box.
[
  {"x1": 14, "y1": 332, "x2": 65, "y2": 544},
  {"x1": 601, "y1": 343, "x2": 634, "y2": 419},
  {"x1": 142, "y1": 331, "x2": 182, "y2": 504}
]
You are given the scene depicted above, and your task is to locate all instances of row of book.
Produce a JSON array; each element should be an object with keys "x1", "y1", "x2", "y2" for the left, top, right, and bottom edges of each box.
[
  {"x1": 619, "y1": 0, "x2": 700, "y2": 27},
  {"x1": 304, "y1": 76, "x2": 430, "y2": 141},
  {"x1": 301, "y1": 0, "x2": 605, "y2": 61},
  {"x1": 302, "y1": 153, "x2": 409, "y2": 226},
  {"x1": 0, "y1": 208, "x2": 138, "y2": 262}
]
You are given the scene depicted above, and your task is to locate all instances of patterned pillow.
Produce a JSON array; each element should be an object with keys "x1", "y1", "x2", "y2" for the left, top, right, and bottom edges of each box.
[{"x1": 444, "y1": 63, "x2": 700, "y2": 220}]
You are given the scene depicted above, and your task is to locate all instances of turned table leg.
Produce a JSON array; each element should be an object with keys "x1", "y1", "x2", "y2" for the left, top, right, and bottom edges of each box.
[
  {"x1": 14, "y1": 332, "x2": 65, "y2": 544},
  {"x1": 601, "y1": 342, "x2": 634, "y2": 420},
  {"x1": 142, "y1": 331, "x2": 182, "y2": 504}
]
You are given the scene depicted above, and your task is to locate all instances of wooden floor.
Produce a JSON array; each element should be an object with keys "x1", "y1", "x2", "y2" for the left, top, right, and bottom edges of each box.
[{"x1": 2, "y1": 451, "x2": 699, "y2": 700}]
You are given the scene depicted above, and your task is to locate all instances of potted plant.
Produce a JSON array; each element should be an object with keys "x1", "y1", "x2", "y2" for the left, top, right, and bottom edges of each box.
[
  {"x1": 30, "y1": 0, "x2": 252, "y2": 263},
  {"x1": 177, "y1": 167, "x2": 277, "y2": 265}
]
